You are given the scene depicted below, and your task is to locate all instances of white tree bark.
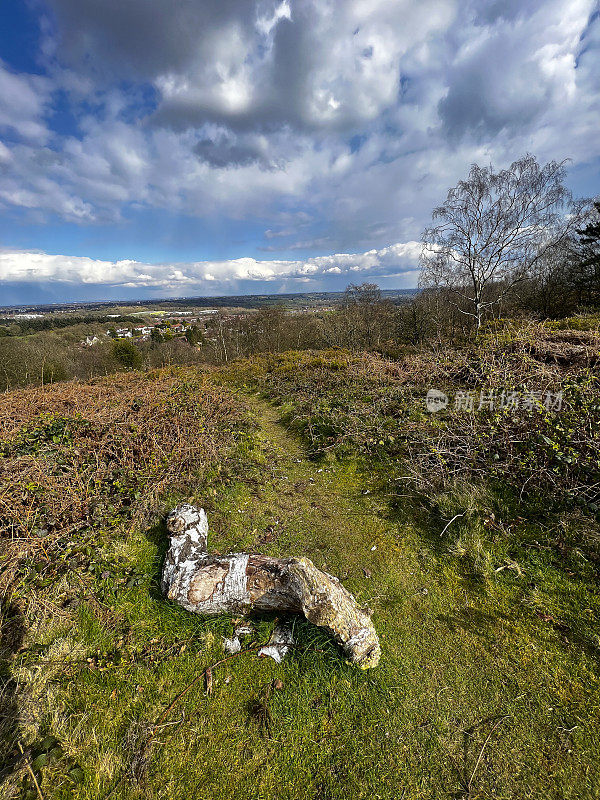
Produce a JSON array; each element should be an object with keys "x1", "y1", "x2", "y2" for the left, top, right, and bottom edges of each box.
[{"x1": 162, "y1": 504, "x2": 380, "y2": 668}]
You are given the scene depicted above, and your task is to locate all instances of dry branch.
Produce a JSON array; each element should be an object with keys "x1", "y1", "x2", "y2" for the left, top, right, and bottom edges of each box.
[{"x1": 162, "y1": 504, "x2": 380, "y2": 668}]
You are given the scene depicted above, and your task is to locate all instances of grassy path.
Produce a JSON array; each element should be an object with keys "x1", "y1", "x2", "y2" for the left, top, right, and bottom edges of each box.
[
  {"x1": 8, "y1": 391, "x2": 600, "y2": 800},
  {"x1": 153, "y1": 394, "x2": 600, "y2": 800}
]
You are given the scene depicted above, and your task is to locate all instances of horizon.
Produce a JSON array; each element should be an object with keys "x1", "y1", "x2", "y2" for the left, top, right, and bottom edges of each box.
[
  {"x1": 1, "y1": 1, "x2": 599, "y2": 303},
  {"x1": 0, "y1": 285, "x2": 419, "y2": 312}
]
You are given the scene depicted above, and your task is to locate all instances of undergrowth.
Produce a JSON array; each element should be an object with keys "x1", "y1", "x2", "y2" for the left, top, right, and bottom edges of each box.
[
  {"x1": 2, "y1": 327, "x2": 600, "y2": 800},
  {"x1": 217, "y1": 334, "x2": 600, "y2": 574},
  {"x1": 0, "y1": 367, "x2": 257, "y2": 796}
]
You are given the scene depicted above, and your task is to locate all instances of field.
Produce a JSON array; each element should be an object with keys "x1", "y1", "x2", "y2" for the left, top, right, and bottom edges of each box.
[{"x1": 1, "y1": 331, "x2": 600, "y2": 799}]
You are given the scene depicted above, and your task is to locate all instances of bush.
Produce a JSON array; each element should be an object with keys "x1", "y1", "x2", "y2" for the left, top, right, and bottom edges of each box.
[
  {"x1": 112, "y1": 340, "x2": 142, "y2": 370},
  {"x1": 219, "y1": 336, "x2": 600, "y2": 525},
  {"x1": 0, "y1": 368, "x2": 252, "y2": 545}
]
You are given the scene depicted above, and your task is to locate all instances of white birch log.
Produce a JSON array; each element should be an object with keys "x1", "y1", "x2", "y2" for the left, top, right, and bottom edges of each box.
[{"x1": 162, "y1": 504, "x2": 380, "y2": 668}]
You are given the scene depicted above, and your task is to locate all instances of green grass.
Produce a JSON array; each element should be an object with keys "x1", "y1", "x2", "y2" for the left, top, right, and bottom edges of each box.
[
  {"x1": 3, "y1": 367, "x2": 600, "y2": 799},
  {"x1": 544, "y1": 314, "x2": 600, "y2": 332}
]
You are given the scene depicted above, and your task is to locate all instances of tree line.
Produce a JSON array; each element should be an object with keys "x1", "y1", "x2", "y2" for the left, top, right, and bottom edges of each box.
[{"x1": 0, "y1": 313, "x2": 140, "y2": 337}]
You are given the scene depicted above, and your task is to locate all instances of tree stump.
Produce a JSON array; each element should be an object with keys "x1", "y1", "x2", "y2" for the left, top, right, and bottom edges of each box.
[{"x1": 162, "y1": 504, "x2": 380, "y2": 668}]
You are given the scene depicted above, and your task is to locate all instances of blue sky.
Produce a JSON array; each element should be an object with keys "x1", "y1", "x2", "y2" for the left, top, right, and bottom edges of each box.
[{"x1": 0, "y1": 0, "x2": 599, "y2": 303}]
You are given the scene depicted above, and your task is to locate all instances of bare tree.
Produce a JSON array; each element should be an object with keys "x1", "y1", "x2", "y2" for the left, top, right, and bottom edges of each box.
[
  {"x1": 332, "y1": 282, "x2": 396, "y2": 350},
  {"x1": 419, "y1": 154, "x2": 582, "y2": 331}
]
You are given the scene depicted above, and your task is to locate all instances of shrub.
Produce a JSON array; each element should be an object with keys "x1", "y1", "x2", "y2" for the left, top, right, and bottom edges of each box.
[
  {"x1": 219, "y1": 336, "x2": 600, "y2": 524},
  {"x1": 112, "y1": 340, "x2": 142, "y2": 370}
]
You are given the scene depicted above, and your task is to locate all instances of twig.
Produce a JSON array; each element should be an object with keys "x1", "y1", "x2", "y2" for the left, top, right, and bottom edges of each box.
[
  {"x1": 152, "y1": 646, "x2": 266, "y2": 731},
  {"x1": 17, "y1": 741, "x2": 44, "y2": 800},
  {"x1": 467, "y1": 716, "x2": 509, "y2": 793},
  {"x1": 101, "y1": 641, "x2": 325, "y2": 799},
  {"x1": 440, "y1": 512, "x2": 465, "y2": 537}
]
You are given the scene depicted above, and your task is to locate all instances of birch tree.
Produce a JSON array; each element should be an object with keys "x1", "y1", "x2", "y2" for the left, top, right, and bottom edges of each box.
[{"x1": 419, "y1": 154, "x2": 578, "y2": 330}]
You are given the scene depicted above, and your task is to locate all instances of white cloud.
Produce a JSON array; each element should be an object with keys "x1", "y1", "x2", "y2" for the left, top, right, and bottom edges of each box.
[
  {"x1": 0, "y1": 63, "x2": 51, "y2": 143},
  {"x1": 0, "y1": 241, "x2": 421, "y2": 292}
]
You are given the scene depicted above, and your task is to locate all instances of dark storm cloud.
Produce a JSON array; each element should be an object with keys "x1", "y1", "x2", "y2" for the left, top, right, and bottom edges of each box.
[
  {"x1": 193, "y1": 136, "x2": 278, "y2": 169},
  {"x1": 44, "y1": 0, "x2": 450, "y2": 134},
  {"x1": 46, "y1": 0, "x2": 258, "y2": 78},
  {"x1": 47, "y1": 0, "x2": 312, "y2": 132},
  {"x1": 150, "y1": 11, "x2": 315, "y2": 133}
]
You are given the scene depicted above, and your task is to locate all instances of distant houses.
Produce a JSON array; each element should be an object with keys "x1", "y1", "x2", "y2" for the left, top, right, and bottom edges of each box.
[{"x1": 81, "y1": 314, "x2": 211, "y2": 347}]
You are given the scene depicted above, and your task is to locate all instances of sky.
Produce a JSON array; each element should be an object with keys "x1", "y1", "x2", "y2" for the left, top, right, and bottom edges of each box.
[{"x1": 0, "y1": 0, "x2": 599, "y2": 304}]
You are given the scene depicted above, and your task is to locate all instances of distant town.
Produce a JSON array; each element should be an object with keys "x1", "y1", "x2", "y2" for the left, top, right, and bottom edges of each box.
[
  {"x1": 0, "y1": 289, "x2": 417, "y2": 348},
  {"x1": 0, "y1": 288, "x2": 416, "y2": 316}
]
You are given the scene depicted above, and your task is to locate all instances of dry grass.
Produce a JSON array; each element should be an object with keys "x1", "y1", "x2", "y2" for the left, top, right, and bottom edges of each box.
[
  {"x1": 222, "y1": 328, "x2": 600, "y2": 513},
  {"x1": 0, "y1": 367, "x2": 250, "y2": 582}
]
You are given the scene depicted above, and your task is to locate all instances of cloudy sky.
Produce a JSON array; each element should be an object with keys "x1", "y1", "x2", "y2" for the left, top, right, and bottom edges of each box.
[{"x1": 0, "y1": 0, "x2": 599, "y2": 303}]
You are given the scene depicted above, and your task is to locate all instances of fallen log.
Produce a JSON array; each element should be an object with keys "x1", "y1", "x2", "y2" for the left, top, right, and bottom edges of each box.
[{"x1": 161, "y1": 504, "x2": 380, "y2": 668}]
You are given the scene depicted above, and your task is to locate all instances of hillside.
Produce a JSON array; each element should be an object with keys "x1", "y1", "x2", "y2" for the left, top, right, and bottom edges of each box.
[{"x1": 1, "y1": 331, "x2": 600, "y2": 799}]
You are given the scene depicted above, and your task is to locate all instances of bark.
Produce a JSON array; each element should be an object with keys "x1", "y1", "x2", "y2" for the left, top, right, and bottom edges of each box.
[{"x1": 162, "y1": 504, "x2": 380, "y2": 669}]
